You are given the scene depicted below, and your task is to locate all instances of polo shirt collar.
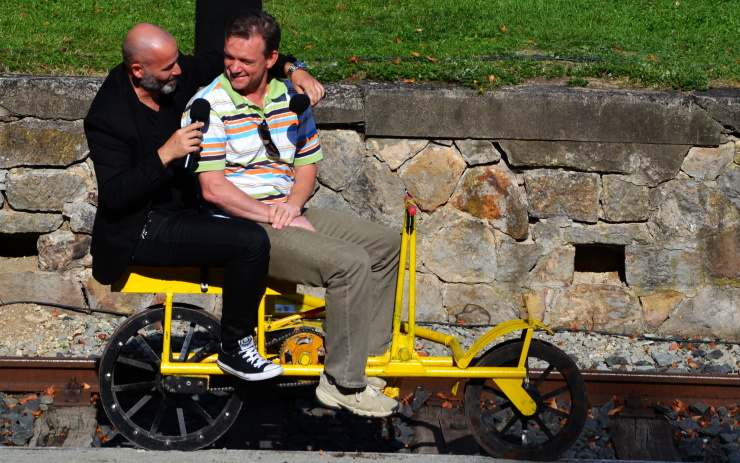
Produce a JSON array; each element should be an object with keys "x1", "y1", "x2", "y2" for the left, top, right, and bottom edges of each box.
[{"x1": 218, "y1": 74, "x2": 288, "y2": 109}]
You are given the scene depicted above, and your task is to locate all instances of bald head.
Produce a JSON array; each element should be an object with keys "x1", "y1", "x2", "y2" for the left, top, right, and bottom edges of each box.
[{"x1": 122, "y1": 23, "x2": 178, "y2": 68}]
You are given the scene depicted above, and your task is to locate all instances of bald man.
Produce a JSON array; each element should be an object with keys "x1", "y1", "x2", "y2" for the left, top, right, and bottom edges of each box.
[{"x1": 84, "y1": 22, "x2": 322, "y2": 380}]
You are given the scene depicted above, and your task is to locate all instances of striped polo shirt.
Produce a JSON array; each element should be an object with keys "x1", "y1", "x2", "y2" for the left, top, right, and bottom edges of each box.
[{"x1": 183, "y1": 74, "x2": 322, "y2": 204}]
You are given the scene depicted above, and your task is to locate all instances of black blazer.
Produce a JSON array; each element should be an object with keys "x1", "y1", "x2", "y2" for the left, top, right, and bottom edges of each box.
[{"x1": 84, "y1": 52, "x2": 222, "y2": 284}]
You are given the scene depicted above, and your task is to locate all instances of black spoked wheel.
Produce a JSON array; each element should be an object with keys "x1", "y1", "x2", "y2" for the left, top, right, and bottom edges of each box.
[
  {"x1": 99, "y1": 305, "x2": 242, "y2": 451},
  {"x1": 464, "y1": 339, "x2": 588, "y2": 461}
]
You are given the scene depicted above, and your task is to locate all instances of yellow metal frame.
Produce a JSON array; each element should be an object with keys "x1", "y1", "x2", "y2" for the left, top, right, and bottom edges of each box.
[{"x1": 112, "y1": 196, "x2": 553, "y2": 416}]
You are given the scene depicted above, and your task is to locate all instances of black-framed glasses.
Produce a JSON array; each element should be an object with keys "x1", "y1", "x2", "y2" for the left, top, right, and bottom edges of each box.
[{"x1": 258, "y1": 120, "x2": 280, "y2": 159}]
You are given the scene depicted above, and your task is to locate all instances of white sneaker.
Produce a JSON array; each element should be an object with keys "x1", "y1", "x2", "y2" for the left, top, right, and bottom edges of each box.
[
  {"x1": 218, "y1": 336, "x2": 284, "y2": 381},
  {"x1": 315, "y1": 373, "x2": 399, "y2": 418}
]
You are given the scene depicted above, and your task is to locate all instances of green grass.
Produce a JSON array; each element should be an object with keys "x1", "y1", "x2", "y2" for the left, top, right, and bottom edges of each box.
[{"x1": 2, "y1": 0, "x2": 739, "y2": 91}]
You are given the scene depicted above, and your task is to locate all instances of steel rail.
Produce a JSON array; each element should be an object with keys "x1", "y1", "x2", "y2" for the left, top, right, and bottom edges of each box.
[{"x1": 1, "y1": 357, "x2": 739, "y2": 408}]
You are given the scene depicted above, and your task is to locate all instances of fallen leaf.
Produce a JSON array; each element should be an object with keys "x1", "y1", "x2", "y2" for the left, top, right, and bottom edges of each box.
[
  {"x1": 410, "y1": 51, "x2": 420, "y2": 57},
  {"x1": 396, "y1": 37, "x2": 402, "y2": 44},
  {"x1": 81, "y1": 382, "x2": 91, "y2": 390},
  {"x1": 392, "y1": 58, "x2": 401, "y2": 65},
  {"x1": 403, "y1": 78, "x2": 416, "y2": 83},
  {"x1": 304, "y1": 44, "x2": 313, "y2": 50},
  {"x1": 499, "y1": 25, "x2": 507, "y2": 32},
  {"x1": 44, "y1": 385, "x2": 55, "y2": 397},
  {"x1": 607, "y1": 405, "x2": 623, "y2": 416},
  {"x1": 349, "y1": 55, "x2": 359, "y2": 63},
  {"x1": 672, "y1": 399, "x2": 687, "y2": 413},
  {"x1": 651, "y1": 54, "x2": 658, "y2": 62},
  {"x1": 50, "y1": 311, "x2": 60, "y2": 317},
  {"x1": 441, "y1": 401, "x2": 452, "y2": 409},
  {"x1": 426, "y1": 56, "x2": 438, "y2": 62},
  {"x1": 669, "y1": 343, "x2": 680, "y2": 350}
]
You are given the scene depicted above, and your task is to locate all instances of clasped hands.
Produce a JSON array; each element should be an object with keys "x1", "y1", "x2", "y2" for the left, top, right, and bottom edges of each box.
[{"x1": 269, "y1": 202, "x2": 315, "y2": 231}]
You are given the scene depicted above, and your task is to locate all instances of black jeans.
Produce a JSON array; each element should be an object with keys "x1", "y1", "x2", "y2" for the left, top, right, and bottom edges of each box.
[{"x1": 131, "y1": 210, "x2": 270, "y2": 350}]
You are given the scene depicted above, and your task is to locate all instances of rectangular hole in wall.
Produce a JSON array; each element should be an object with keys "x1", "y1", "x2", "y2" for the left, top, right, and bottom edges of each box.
[
  {"x1": 574, "y1": 244, "x2": 626, "y2": 284},
  {"x1": 0, "y1": 233, "x2": 40, "y2": 258}
]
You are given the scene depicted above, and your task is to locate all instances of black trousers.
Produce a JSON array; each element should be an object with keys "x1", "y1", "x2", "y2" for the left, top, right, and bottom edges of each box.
[{"x1": 131, "y1": 210, "x2": 270, "y2": 351}]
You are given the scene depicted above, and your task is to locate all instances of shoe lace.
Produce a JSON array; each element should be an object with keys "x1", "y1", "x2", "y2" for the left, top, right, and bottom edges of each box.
[
  {"x1": 358, "y1": 384, "x2": 381, "y2": 401},
  {"x1": 238, "y1": 342, "x2": 270, "y2": 368}
]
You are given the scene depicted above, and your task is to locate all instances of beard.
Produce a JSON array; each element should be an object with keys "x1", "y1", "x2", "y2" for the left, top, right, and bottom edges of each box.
[{"x1": 140, "y1": 70, "x2": 177, "y2": 95}]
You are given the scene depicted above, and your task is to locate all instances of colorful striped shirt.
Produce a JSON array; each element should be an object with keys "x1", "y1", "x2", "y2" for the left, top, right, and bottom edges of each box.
[{"x1": 182, "y1": 74, "x2": 322, "y2": 204}]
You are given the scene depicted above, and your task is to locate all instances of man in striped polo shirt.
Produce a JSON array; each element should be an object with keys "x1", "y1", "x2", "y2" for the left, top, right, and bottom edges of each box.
[{"x1": 184, "y1": 10, "x2": 400, "y2": 418}]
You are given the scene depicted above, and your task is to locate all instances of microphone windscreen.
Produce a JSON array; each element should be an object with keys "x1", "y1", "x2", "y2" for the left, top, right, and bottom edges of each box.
[
  {"x1": 289, "y1": 94, "x2": 310, "y2": 114},
  {"x1": 190, "y1": 98, "x2": 211, "y2": 122}
]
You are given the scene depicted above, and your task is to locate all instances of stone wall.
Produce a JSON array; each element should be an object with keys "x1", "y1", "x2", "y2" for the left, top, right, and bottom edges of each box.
[{"x1": 1, "y1": 76, "x2": 738, "y2": 339}]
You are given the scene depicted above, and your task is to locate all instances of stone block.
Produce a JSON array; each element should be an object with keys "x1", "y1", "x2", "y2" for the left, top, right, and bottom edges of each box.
[
  {"x1": 0, "y1": 76, "x2": 100, "y2": 120},
  {"x1": 399, "y1": 272, "x2": 445, "y2": 322},
  {"x1": 312, "y1": 83, "x2": 364, "y2": 125},
  {"x1": 0, "y1": 268, "x2": 87, "y2": 308},
  {"x1": 495, "y1": 241, "x2": 542, "y2": 283},
  {"x1": 501, "y1": 141, "x2": 688, "y2": 186},
  {"x1": 656, "y1": 286, "x2": 740, "y2": 339},
  {"x1": 306, "y1": 187, "x2": 359, "y2": 217},
  {"x1": 451, "y1": 164, "x2": 529, "y2": 239},
  {"x1": 400, "y1": 142, "x2": 466, "y2": 212},
  {"x1": 0, "y1": 208, "x2": 62, "y2": 234},
  {"x1": 691, "y1": 88, "x2": 740, "y2": 134},
  {"x1": 365, "y1": 84, "x2": 723, "y2": 145},
  {"x1": 625, "y1": 245, "x2": 703, "y2": 291},
  {"x1": 63, "y1": 196, "x2": 96, "y2": 234},
  {"x1": 420, "y1": 218, "x2": 497, "y2": 284},
  {"x1": 525, "y1": 170, "x2": 601, "y2": 223},
  {"x1": 718, "y1": 168, "x2": 740, "y2": 210},
  {"x1": 547, "y1": 284, "x2": 642, "y2": 333},
  {"x1": 6, "y1": 167, "x2": 88, "y2": 212},
  {"x1": 601, "y1": 176, "x2": 649, "y2": 222},
  {"x1": 705, "y1": 225, "x2": 740, "y2": 282},
  {"x1": 37, "y1": 230, "x2": 91, "y2": 271},
  {"x1": 82, "y1": 272, "x2": 159, "y2": 315},
  {"x1": 640, "y1": 290, "x2": 685, "y2": 328},
  {"x1": 454, "y1": 139, "x2": 501, "y2": 166},
  {"x1": 367, "y1": 138, "x2": 428, "y2": 171},
  {"x1": 340, "y1": 157, "x2": 406, "y2": 230},
  {"x1": 682, "y1": 142, "x2": 735, "y2": 181},
  {"x1": 531, "y1": 246, "x2": 575, "y2": 287},
  {"x1": 443, "y1": 283, "x2": 519, "y2": 326},
  {"x1": 0, "y1": 119, "x2": 87, "y2": 168},
  {"x1": 650, "y1": 179, "x2": 740, "y2": 239},
  {"x1": 316, "y1": 129, "x2": 365, "y2": 191}
]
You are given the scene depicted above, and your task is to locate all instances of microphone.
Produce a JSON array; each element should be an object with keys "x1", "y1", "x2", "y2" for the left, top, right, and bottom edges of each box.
[
  {"x1": 289, "y1": 94, "x2": 310, "y2": 114},
  {"x1": 184, "y1": 98, "x2": 211, "y2": 172}
]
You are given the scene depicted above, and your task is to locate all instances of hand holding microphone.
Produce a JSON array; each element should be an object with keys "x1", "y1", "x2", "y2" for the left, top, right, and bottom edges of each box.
[{"x1": 183, "y1": 98, "x2": 211, "y2": 172}]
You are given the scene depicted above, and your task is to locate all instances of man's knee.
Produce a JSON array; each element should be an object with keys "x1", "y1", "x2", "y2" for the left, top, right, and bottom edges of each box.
[{"x1": 230, "y1": 221, "x2": 271, "y2": 262}]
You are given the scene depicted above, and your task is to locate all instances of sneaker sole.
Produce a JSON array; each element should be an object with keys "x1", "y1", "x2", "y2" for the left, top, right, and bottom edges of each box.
[
  {"x1": 217, "y1": 361, "x2": 284, "y2": 381},
  {"x1": 315, "y1": 387, "x2": 397, "y2": 418}
]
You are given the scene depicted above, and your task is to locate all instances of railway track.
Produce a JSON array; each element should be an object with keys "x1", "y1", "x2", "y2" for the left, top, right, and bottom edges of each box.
[
  {"x1": 2, "y1": 356, "x2": 740, "y2": 408},
  {"x1": 5, "y1": 356, "x2": 740, "y2": 460}
]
